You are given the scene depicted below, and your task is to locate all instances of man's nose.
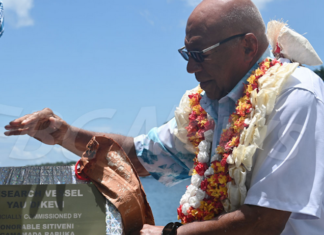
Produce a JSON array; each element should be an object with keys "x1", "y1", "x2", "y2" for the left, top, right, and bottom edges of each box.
[{"x1": 187, "y1": 57, "x2": 202, "y2": 74}]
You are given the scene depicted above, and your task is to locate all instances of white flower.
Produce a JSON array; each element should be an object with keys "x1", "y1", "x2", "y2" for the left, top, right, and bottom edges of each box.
[
  {"x1": 197, "y1": 151, "x2": 209, "y2": 163},
  {"x1": 189, "y1": 196, "x2": 201, "y2": 209},
  {"x1": 182, "y1": 203, "x2": 190, "y2": 215},
  {"x1": 180, "y1": 192, "x2": 190, "y2": 205},
  {"x1": 211, "y1": 154, "x2": 222, "y2": 162},
  {"x1": 239, "y1": 128, "x2": 247, "y2": 146},
  {"x1": 196, "y1": 189, "x2": 206, "y2": 201},
  {"x1": 191, "y1": 174, "x2": 204, "y2": 187},
  {"x1": 204, "y1": 130, "x2": 214, "y2": 142},
  {"x1": 187, "y1": 185, "x2": 198, "y2": 196},
  {"x1": 204, "y1": 167, "x2": 214, "y2": 177},
  {"x1": 226, "y1": 154, "x2": 234, "y2": 164},
  {"x1": 244, "y1": 118, "x2": 251, "y2": 126},
  {"x1": 174, "y1": 107, "x2": 190, "y2": 129},
  {"x1": 198, "y1": 140, "x2": 211, "y2": 153}
]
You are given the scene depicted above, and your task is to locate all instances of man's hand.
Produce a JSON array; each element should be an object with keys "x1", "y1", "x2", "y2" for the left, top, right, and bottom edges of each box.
[
  {"x1": 4, "y1": 107, "x2": 150, "y2": 175},
  {"x1": 4, "y1": 108, "x2": 68, "y2": 145},
  {"x1": 139, "y1": 224, "x2": 163, "y2": 235}
]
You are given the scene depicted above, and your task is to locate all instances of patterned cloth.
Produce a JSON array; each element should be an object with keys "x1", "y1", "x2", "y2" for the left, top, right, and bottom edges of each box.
[
  {"x1": 0, "y1": 1, "x2": 4, "y2": 37},
  {"x1": 0, "y1": 166, "x2": 124, "y2": 235},
  {"x1": 134, "y1": 50, "x2": 270, "y2": 186}
]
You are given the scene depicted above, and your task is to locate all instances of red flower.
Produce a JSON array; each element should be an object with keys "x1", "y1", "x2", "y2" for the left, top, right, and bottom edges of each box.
[
  {"x1": 199, "y1": 106, "x2": 205, "y2": 113},
  {"x1": 197, "y1": 129, "x2": 205, "y2": 139},
  {"x1": 221, "y1": 154, "x2": 230, "y2": 166},
  {"x1": 224, "y1": 141, "x2": 233, "y2": 151},
  {"x1": 220, "y1": 195, "x2": 227, "y2": 200},
  {"x1": 271, "y1": 59, "x2": 281, "y2": 66},
  {"x1": 186, "y1": 120, "x2": 198, "y2": 134},
  {"x1": 177, "y1": 205, "x2": 183, "y2": 217},
  {"x1": 195, "y1": 209, "x2": 204, "y2": 220},
  {"x1": 195, "y1": 163, "x2": 208, "y2": 176},
  {"x1": 252, "y1": 83, "x2": 258, "y2": 90},
  {"x1": 187, "y1": 208, "x2": 195, "y2": 220},
  {"x1": 197, "y1": 114, "x2": 205, "y2": 122},
  {"x1": 184, "y1": 215, "x2": 194, "y2": 224},
  {"x1": 219, "y1": 128, "x2": 234, "y2": 148},
  {"x1": 205, "y1": 199, "x2": 214, "y2": 204},
  {"x1": 201, "y1": 179, "x2": 208, "y2": 191},
  {"x1": 189, "y1": 112, "x2": 197, "y2": 121},
  {"x1": 214, "y1": 201, "x2": 223, "y2": 209},
  {"x1": 188, "y1": 93, "x2": 201, "y2": 103},
  {"x1": 274, "y1": 43, "x2": 281, "y2": 54},
  {"x1": 204, "y1": 119, "x2": 215, "y2": 131}
]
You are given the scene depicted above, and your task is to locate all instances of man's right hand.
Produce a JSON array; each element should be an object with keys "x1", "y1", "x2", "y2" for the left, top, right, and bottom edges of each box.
[
  {"x1": 4, "y1": 108, "x2": 149, "y2": 176},
  {"x1": 4, "y1": 108, "x2": 69, "y2": 146}
]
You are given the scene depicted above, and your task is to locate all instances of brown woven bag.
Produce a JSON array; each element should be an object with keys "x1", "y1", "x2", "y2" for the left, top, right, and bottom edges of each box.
[{"x1": 77, "y1": 136, "x2": 155, "y2": 235}]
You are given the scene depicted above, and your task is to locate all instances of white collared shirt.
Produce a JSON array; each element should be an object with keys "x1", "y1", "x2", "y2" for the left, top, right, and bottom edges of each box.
[
  {"x1": 134, "y1": 56, "x2": 324, "y2": 234},
  {"x1": 245, "y1": 64, "x2": 324, "y2": 234}
]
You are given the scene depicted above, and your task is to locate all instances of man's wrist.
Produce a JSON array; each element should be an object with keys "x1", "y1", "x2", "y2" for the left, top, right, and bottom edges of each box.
[
  {"x1": 57, "y1": 122, "x2": 71, "y2": 146},
  {"x1": 162, "y1": 222, "x2": 182, "y2": 235}
]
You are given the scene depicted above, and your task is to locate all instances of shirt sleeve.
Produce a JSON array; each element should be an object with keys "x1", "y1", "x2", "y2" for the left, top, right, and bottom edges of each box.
[
  {"x1": 134, "y1": 118, "x2": 196, "y2": 186},
  {"x1": 245, "y1": 88, "x2": 324, "y2": 219}
]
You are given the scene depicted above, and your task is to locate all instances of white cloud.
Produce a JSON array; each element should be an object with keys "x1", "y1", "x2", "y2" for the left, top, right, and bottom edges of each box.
[
  {"x1": 8, "y1": 135, "x2": 53, "y2": 160},
  {"x1": 2, "y1": 0, "x2": 34, "y2": 27},
  {"x1": 140, "y1": 10, "x2": 154, "y2": 26},
  {"x1": 9, "y1": 145, "x2": 47, "y2": 160},
  {"x1": 182, "y1": 0, "x2": 273, "y2": 9}
]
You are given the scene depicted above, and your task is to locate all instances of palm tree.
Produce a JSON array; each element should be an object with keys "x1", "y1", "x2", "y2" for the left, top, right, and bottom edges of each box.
[{"x1": 314, "y1": 66, "x2": 324, "y2": 81}]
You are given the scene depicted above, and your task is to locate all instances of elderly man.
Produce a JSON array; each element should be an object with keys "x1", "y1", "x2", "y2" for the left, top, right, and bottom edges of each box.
[{"x1": 4, "y1": 0, "x2": 324, "y2": 234}]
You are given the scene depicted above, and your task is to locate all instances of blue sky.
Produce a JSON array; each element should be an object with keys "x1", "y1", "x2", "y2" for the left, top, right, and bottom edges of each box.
[{"x1": 0, "y1": 0, "x2": 323, "y2": 166}]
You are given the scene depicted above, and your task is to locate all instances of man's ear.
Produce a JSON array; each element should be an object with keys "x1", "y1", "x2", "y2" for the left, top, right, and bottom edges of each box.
[{"x1": 242, "y1": 33, "x2": 258, "y2": 62}]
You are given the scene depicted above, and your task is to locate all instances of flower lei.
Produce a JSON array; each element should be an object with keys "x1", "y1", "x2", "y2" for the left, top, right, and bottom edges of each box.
[{"x1": 177, "y1": 58, "x2": 293, "y2": 224}]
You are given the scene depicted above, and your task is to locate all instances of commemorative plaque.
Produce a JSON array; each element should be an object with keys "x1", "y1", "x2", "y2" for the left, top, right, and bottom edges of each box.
[
  {"x1": 0, "y1": 166, "x2": 124, "y2": 235},
  {"x1": 0, "y1": 184, "x2": 106, "y2": 235}
]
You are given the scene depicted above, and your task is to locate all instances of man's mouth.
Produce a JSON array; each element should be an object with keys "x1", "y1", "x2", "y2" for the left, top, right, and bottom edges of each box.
[{"x1": 199, "y1": 80, "x2": 212, "y2": 89}]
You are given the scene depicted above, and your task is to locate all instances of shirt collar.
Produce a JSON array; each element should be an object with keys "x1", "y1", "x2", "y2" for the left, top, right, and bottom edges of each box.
[
  {"x1": 200, "y1": 48, "x2": 272, "y2": 109},
  {"x1": 226, "y1": 49, "x2": 271, "y2": 102}
]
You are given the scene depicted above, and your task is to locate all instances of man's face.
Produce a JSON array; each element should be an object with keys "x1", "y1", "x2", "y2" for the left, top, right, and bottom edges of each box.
[{"x1": 184, "y1": 26, "x2": 245, "y2": 100}]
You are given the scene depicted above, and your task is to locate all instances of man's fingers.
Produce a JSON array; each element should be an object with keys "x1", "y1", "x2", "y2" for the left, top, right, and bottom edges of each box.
[
  {"x1": 4, "y1": 128, "x2": 30, "y2": 136},
  {"x1": 7, "y1": 112, "x2": 38, "y2": 127},
  {"x1": 21, "y1": 118, "x2": 32, "y2": 125},
  {"x1": 6, "y1": 109, "x2": 54, "y2": 128},
  {"x1": 4, "y1": 124, "x2": 19, "y2": 130},
  {"x1": 9, "y1": 114, "x2": 31, "y2": 126},
  {"x1": 5, "y1": 118, "x2": 37, "y2": 130}
]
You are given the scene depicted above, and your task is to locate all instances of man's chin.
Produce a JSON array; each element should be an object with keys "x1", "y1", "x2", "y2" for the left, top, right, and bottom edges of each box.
[{"x1": 204, "y1": 91, "x2": 219, "y2": 100}]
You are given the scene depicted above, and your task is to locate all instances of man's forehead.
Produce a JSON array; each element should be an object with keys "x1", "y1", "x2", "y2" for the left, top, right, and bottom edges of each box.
[
  {"x1": 185, "y1": 7, "x2": 225, "y2": 50},
  {"x1": 184, "y1": 34, "x2": 204, "y2": 50},
  {"x1": 185, "y1": 23, "x2": 221, "y2": 50}
]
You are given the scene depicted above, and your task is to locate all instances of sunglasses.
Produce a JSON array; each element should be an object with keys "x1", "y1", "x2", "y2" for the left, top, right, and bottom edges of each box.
[{"x1": 178, "y1": 33, "x2": 247, "y2": 63}]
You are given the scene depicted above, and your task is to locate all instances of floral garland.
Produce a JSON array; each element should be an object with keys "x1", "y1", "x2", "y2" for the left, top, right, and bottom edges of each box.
[{"x1": 177, "y1": 58, "x2": 299, "y2": 224}]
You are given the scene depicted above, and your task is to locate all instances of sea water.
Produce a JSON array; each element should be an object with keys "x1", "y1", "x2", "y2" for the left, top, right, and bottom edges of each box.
[{"x1": 140, "y1": 176, "x2": 191, "y2": 226}]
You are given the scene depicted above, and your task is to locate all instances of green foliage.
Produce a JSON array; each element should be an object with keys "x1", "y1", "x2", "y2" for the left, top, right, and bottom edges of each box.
[{"x1": 314, "y1": 66, "x2": 324, "y2": 81}]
